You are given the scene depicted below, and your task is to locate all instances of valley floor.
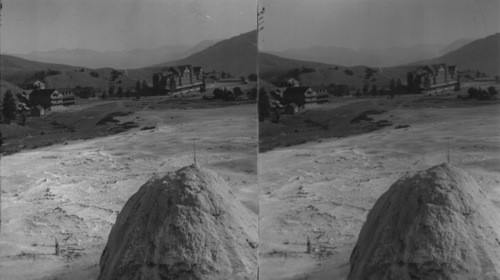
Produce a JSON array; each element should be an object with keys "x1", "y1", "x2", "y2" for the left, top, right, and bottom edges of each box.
[
  {"x1": 0, "y1": 102, "x2": 257, "y2": 279},
  {"x1": 258, "y1": 97, "x2": 500, "y2": 279}
]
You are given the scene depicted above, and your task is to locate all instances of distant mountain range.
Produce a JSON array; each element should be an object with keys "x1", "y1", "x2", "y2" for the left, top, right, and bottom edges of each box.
[
  {"x1": 269, "y1": 38, "x2": 476, "y2": 68},
  {"x1": 1, "y1": 31, "x2": 497, "y2": 92},
  {"x1": 7, "y1": 39, "x2": 220, "y2": 69}
]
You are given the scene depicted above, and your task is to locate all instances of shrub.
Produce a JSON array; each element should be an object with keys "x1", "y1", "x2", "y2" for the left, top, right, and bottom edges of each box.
[
  {"x1": 487, "y1": 86, "x2": 498, "y2": 98},
  {"x1": 344, "y1": 69, "x2": 354, "y2": 76}
]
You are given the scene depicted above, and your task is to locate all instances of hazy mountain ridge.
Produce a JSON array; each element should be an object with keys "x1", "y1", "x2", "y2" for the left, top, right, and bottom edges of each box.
[
  {"x1": 1, "y1": 32, "x2": 496, "y2": 92},
  {"x1": 269, "y1": 38, "x2": 476, "y2": 68},
  {"x1": 7, "y1": 39, "x2": 220, "y2": 70}
]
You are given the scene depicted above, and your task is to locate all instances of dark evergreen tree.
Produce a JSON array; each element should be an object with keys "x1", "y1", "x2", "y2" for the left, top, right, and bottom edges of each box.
[
  {"x1": 247, "y1": 87, "x2": 257, "y2": 100},
  {"x1": 142, "y1": 80, "x2": 148, "y2": 96},
  {"x1": 116, "y1": 86, "x2": 123, "y2": 98},
  {"x1": 152, "y1": 73, "x2": 160, "y2": 92},
  {"x1": 2, "y1": 90, "x2": 17, "y2": 124},
  {"x1": 233, "y1": 87, "x2": 243, "y2": 99},
  {"x1": 258, "y1": 88, "x2": 270, "y2": 122},
  {"x1": 370, "y1": 85, "x2": 378, "y2": 96},
  {"x1": 407, "y1": 72, "x2": 415, "y2": 92},
  {"x1": 355, "y1": 89, "x2": 362, "y2": 98},
  {"x1": 108, "y1": 85, "x2": 115, "y2": 98},
  {"x1": 135, "y1": 81, "x2": 141, "y2": 96},
  {"x1": 390, "y1": 79, "x2": 396, "y2": 93},
  {"x1": 396, "y1": 79, "x2": 403, "y2": 92},
  {"x1": 362, "y1": 84, "x2": 369, "y2": 96},
  {"x1": 487, "y1": 86, "x2": 498, "y2": 98}
]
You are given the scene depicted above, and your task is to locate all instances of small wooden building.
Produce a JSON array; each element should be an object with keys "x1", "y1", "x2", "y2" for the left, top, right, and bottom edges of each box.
[
  {"x1": 284, "y1": 103, "x2": 300, "y2": 115},
  {"x1": 31, "y1": 105, "x2": 45, "y2": 117},
  {"x1": 58, "y1": 88, "x2": 76, "y2": 106},
  {"x1": 311, "y1": 86, "x2": 329, "y2": 103}
]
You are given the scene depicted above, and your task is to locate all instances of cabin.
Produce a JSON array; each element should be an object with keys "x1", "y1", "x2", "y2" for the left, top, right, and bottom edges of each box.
[
  {"x1": 156, "y1": 65, "x2": 204, "y2": 93},
  {"x1": 58, "y1": 88, "x2": 76, "y2": 106},
  {"x1": 287, "y1": 78, "x2": 300, "y2": 88},
  {"x1": 311, "y1": 86, "x2": 329, "y2": 103},
  {"x1": 31, "y1": 105, "x2": 45, "y2": 117}
]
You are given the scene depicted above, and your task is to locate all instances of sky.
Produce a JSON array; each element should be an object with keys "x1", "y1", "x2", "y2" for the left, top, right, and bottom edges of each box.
[
  {"x1": 1, "y1": 0, "x2": 498, "y2": 55},
  {"x1": 0, "y1": 0, "x2": 256, "y2": 54},
  {"x1": 259, "y1": 0, "x2": 500, "y2": 51}
]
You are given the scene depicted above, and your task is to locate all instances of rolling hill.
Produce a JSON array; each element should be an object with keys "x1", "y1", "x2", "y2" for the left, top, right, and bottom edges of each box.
[
  {"x1": 409, "y1": 33, "x2": 499, "y2": 76},
  {"x1": 437, "y1": 38, "x2": 476, "y2": 56},
  {"x1": 0, "y1": 54, "x2": 159, "y2": 91},
  {"x1": 151, "y1": 30, "x2": 258, "y2": 77}
]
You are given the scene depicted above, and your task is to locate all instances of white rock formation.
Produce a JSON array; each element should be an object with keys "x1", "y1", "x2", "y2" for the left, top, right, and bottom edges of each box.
[
  {"x1": 349, "y1": 163, "x2": 500, "y2": 280},
  {"x1": 99, "y1": 164, "x2": 257, "y2": 280}
]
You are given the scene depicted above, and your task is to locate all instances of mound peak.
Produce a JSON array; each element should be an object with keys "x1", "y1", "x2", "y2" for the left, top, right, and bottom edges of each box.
[
  {"x1": 99, "y1": 164, "x2": 257, "y2": 280},
  {"x1": 348, "y1": 163, "x2": 500, "y2": 280}
]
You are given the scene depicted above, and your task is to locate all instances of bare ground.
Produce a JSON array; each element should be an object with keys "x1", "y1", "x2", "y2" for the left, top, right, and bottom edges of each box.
[
  {"x1": 0, "y1": 101, "x2": 257, "y2": 280},
  {"x1": 258, "y1": 96, "x2": 500, "y2": 279}
]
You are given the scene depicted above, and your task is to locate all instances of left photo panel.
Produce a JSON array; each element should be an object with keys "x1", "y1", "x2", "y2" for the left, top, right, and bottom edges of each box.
[{"x1": 0, "y1": 0, "x2": 258, "y2": 279}]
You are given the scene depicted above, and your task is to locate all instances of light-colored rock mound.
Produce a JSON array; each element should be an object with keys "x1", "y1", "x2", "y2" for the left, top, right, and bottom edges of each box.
[
  {"x1": 99, "y1": 164, "x2": 257, "y2": 280},
  {"x1": 348, "y1": 163, "x2": 500, "y2": 280}
]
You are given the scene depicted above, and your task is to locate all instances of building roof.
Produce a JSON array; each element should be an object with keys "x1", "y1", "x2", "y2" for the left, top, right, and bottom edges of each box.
[
  {"x1": 32, "y1": 89, "x2": 58, "y2": 95},
  {"x1": 433, "y1": 63, "x2": 449, "y2": 73},
  {"x1": 35, "y1": 105, "x2": 44, "y2": 110},
  {"x1": 421, "y1": 65, "x2": 435, "y2": 74},
  {"x1": 283, "y1": 87, "x2": 311, "y2": 96},
  {"x1": 286, "y1": 103, "x2": 299, "y2": 108},
  {"x1": 161, "y1": 65, "x2": 201, "y2": 76},
  {"x1": 193, "y1": 66, "x2": 202, "y2": 74}
]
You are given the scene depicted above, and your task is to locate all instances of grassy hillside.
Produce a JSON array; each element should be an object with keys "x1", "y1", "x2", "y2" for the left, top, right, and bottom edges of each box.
[
  {"x1": 0, "y1": 79, "x2": 24, "y2": 102},
  {"x1": 297, "y1": 66, "x2": 394, "y2": 89},
  {"x1": 410, "y1": 33, "x2": 500, "y2": 76},
  {"x1": 151, "y1": 30, "x2": 258, "y2": 77},
  {"x1": 259, "y1": 53, "x2": 328, "y2": 80},
  {"x1": 259, "y1": 54, "x2": 395, "y2": 89},
  {"x1": 0, "y1": 54, "x2": 159, "y2": 91}
]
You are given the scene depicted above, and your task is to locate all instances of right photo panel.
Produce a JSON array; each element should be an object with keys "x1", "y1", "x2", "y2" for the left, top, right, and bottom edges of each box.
[{"x1": 257, "y1": 0, "x2": 500, "y2": 279}]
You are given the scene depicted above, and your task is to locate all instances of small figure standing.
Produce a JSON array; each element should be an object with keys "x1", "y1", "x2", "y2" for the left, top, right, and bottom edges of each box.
[
  {"x1": 306, "y1": 235, "x2": 311, "y2": 254},
  {"x1": 55, "y1": 238, "x2": 59, "y2": 256}
]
